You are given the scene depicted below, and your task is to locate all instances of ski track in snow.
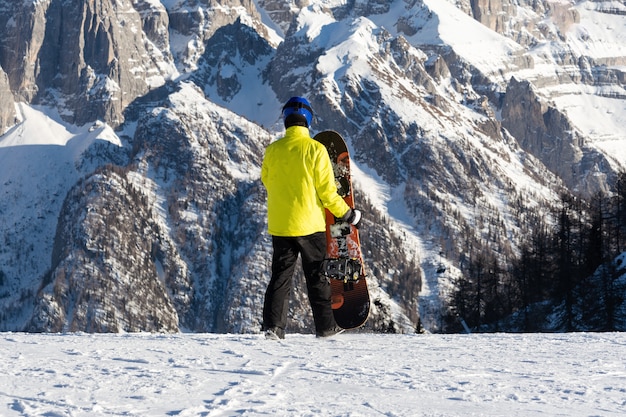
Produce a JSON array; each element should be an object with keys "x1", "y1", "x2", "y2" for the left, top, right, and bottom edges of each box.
[{"x1": 1, "y1": 332, "x2": 625, "y2": 416}]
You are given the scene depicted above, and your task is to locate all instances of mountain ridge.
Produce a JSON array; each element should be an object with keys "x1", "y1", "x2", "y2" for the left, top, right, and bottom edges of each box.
[{"x1": 0, "y1": 0, "x2": 625, "y2": 333}]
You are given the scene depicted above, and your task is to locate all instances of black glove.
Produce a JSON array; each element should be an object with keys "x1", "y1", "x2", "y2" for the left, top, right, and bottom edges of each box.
[{"x1": 342, "y1": 208, "x2": 362, "y2": 228}]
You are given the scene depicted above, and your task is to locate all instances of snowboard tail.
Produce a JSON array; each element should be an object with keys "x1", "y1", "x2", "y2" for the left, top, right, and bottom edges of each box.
[{"x1": 314, "y1": 130, "x2": 370, "y2": 330}]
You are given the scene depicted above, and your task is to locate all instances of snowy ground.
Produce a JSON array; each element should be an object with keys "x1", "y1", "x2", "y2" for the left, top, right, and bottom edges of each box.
[{"x1": 1, "y1": 332, "x2": 625, "y2": 416}]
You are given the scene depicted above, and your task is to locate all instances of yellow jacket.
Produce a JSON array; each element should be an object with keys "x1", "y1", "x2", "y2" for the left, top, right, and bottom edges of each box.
[{"x1": 261, "y1": 126, "x2": 350, "y2": 237}]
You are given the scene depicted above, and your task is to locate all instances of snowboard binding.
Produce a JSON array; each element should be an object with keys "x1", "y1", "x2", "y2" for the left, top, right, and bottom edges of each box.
[{"x1": 322, "y1": 258, "x2": 362, "y2": 283}]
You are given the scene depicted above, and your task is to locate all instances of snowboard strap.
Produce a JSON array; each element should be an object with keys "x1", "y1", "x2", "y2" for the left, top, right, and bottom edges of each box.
[{"x1": 322, "y1": 258, "x2": 362, "y2": 283}]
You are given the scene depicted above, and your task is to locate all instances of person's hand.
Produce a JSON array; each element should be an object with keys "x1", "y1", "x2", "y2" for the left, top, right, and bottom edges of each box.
[{"x1": 343, "y1": 209, "x2": 362, "y2": 228}]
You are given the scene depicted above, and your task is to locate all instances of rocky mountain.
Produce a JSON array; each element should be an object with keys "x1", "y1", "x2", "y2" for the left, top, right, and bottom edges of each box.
[{"x1": 0, "y1": 0, "x2": 624, "y2": 334}]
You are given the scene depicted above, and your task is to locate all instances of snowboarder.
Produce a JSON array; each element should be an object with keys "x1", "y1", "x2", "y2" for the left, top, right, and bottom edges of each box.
[{"x1": 261, "y1": 96, "x2": 362, "y2": 339}]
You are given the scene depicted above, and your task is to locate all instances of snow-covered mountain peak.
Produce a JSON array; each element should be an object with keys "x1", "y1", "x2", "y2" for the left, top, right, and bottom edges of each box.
[{"x1": 0, "y1": 0, "x2": 625, "y2": 334}]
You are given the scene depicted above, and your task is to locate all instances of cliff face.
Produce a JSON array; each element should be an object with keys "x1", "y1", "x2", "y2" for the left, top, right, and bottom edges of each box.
[
  {"x1": 501, "y1": 77, "x2": 613, "y2": 195},
  {"x1": 0, "y1": 0, "x2": 175, "y2": 128},
  {"x1": 0, "y1": 67, "x2": 15, "y2": 133}
]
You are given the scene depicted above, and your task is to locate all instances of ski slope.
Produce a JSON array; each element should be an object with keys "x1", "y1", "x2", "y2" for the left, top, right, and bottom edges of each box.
[{"x1": 1, "y1": 332, "x2": 625, "y2": 416}]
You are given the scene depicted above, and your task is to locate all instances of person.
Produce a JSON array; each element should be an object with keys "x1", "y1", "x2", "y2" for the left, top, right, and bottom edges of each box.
[{"x1": 261, "y1": 96, "x2": 362, "y2": 339}]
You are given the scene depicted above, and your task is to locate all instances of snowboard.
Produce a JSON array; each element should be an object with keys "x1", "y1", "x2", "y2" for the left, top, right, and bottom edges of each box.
[{"x1": 313, "y1": 130, "x2": 370, "y2": 330}]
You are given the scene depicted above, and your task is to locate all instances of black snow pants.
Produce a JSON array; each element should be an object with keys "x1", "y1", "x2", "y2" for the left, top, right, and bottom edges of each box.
[{"x1": 262, "y1": 232, "x2": 335, "y2": 335}]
